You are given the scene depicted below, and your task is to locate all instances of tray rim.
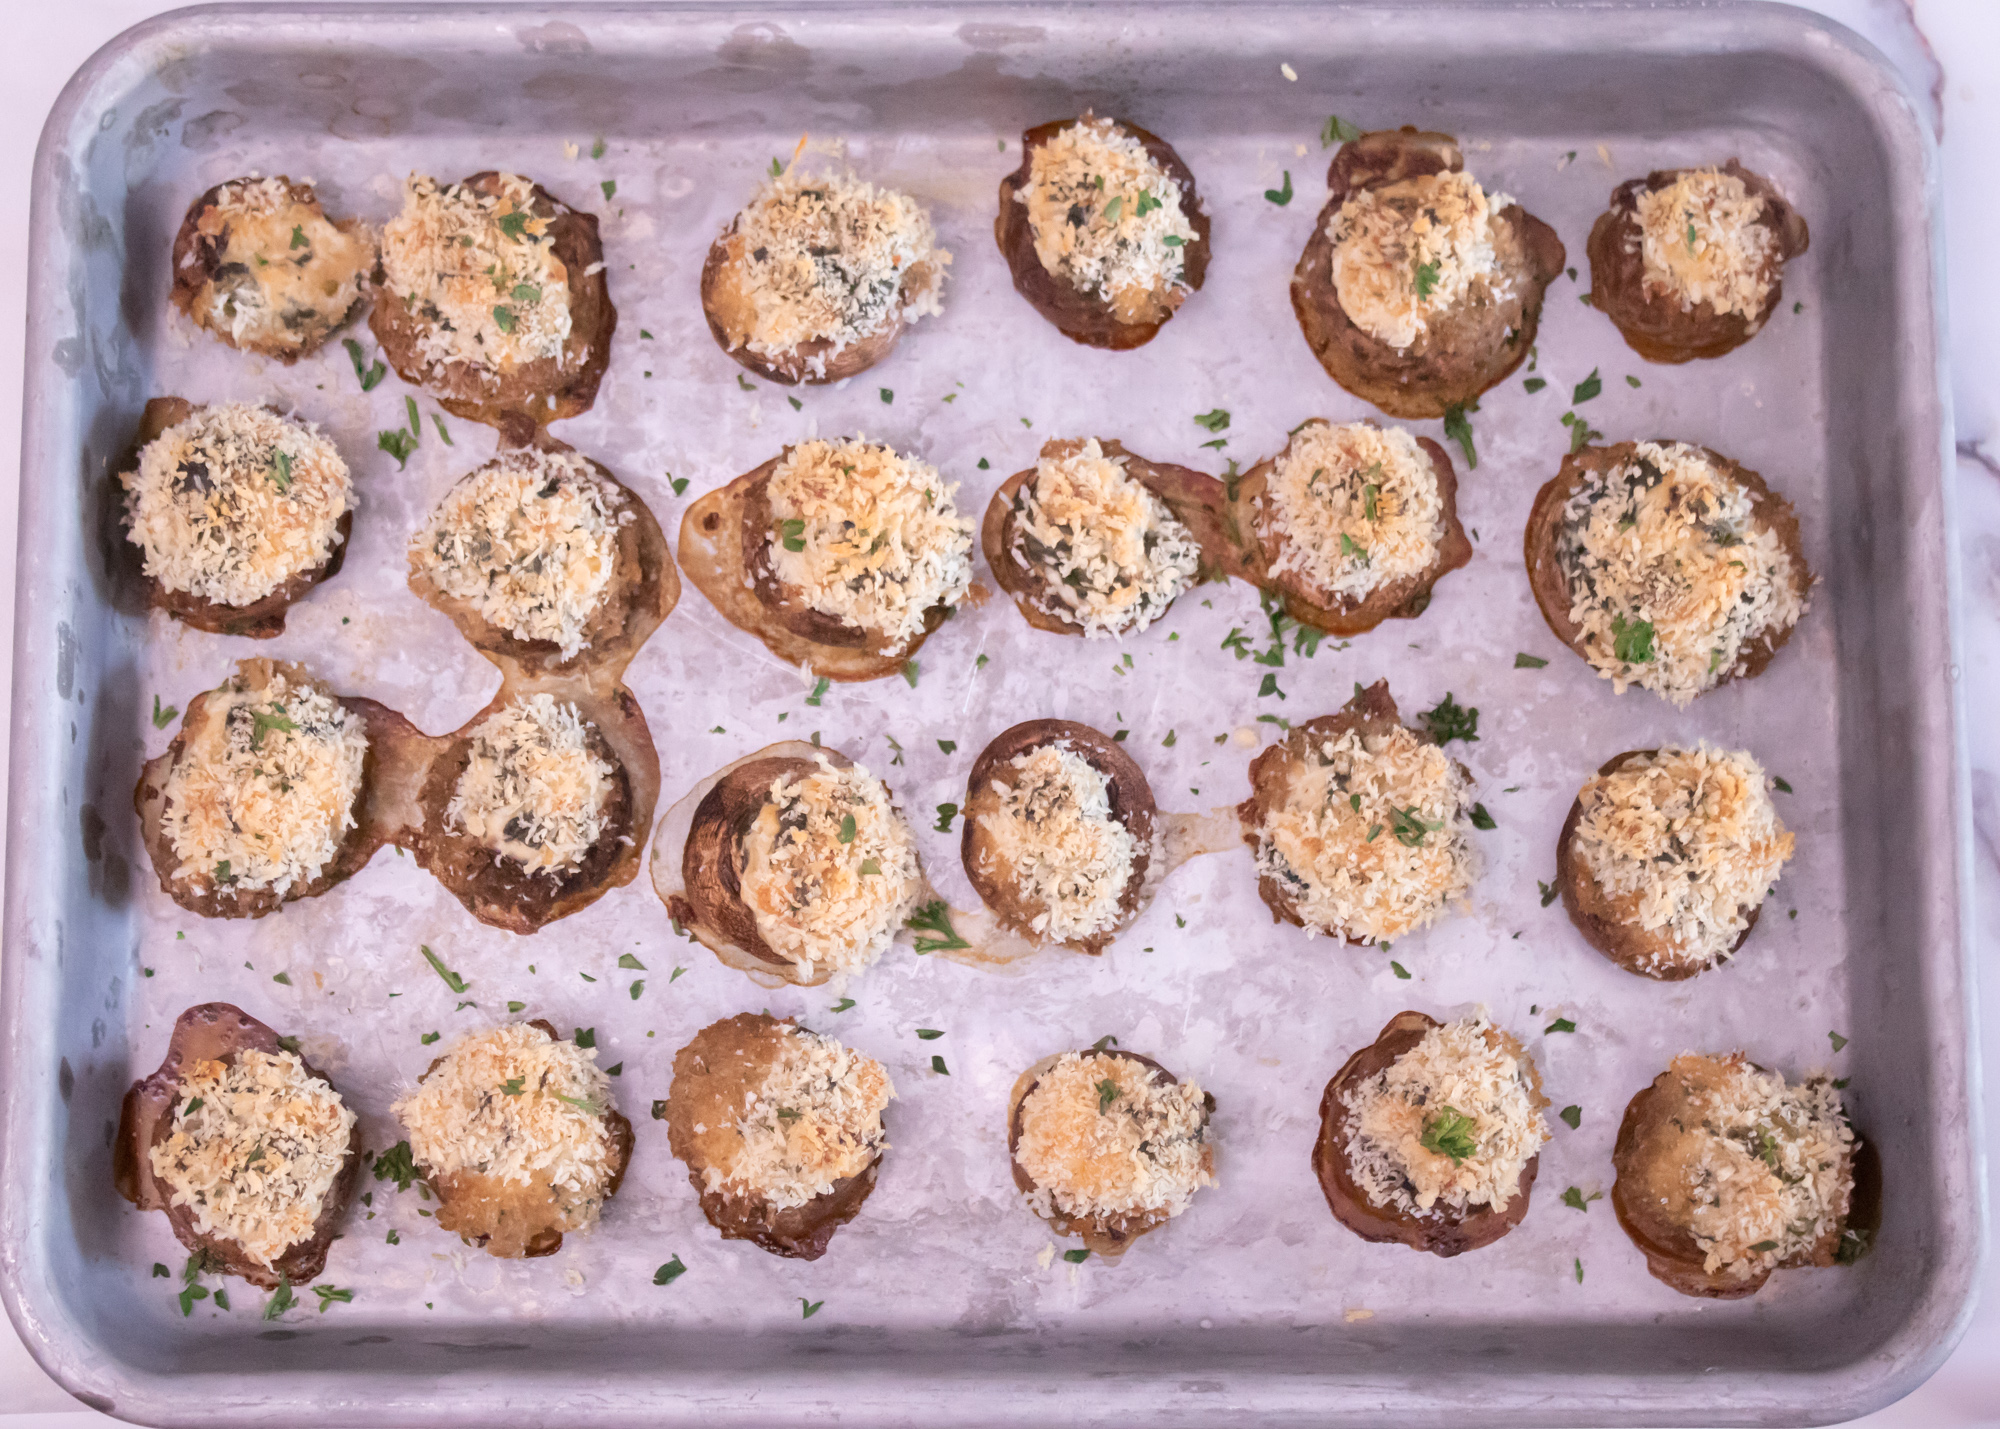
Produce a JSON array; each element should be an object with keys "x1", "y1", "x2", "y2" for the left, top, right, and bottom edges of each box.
[{"x1": 0, "y1": 2, "x2": 1982, "y2": 1425}]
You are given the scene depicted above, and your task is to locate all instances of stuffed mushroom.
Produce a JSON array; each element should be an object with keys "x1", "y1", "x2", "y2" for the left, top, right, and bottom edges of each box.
[
  {"x1": 1524, "y1": 439, "x2": 1811, "y2": 706},
  {"x1": 170, "y1": 175, "x2": 374, "y2": 361},
  {"x1": 1313, "y1": 1010, "x2": 1548, "y2": 1257},
  {"x1": 701, "y1": 161, "x2": 949, "y2": 383},
  {"x1": 372, "y1": 172, "x2": 613, "y2": 441},
  {"x1": 119, "y1": 398, "x2": 354, "y2": 638},
  {"x1": 996, "y1": 113, "x2": 1211, "y2": 349},
  {"x1": 1291, "y1": 127, "x2": 1564, "y2": 418},
  {"x1": 1558, "y1": 744, "x2": 1795, "y2": 980},
  {"x1": 1588, "y1": 161, "x2": 1809, "y2": 363},
  {"x1": 392, "y1": 1020, "x2": 632, "y2": 1259},
  {"x1": 664, "y1": 1013, "x2": 892, "y2": 1260}
]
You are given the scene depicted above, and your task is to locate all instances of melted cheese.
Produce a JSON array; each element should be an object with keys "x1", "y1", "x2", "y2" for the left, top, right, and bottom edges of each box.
[
  {"x1": 1261, "y1": 422, "x2": 1442, "y2": 605},
  {"x1": 1254, "y1": 723, "x2": 1476, "y2": 944},
  {"x1": 411, "y1": 448, "x2": 630, "y2": 658},
  {"x1": 1660, "y1": 1053, "x2": 1854, "y2": 1281},
  {"x1": 149, "y1": 1049, "x2": 354, "y2": 1269},
  {"x1": 705, "y1": 1024, "x2": 894, "y2": 1210},
  {"x1": 1634, "y1": 169, "x2": 1779, "y2": 321},
  {"x1": 976, "y1": 742, "x2": 1137, "y2": 942},
  {"x1": 1342, "y1": 1013, "x2": 1548, "y2": 1217},
  {"x1": 1010, "y1": 439, "x2": 1200, "y2": 637},
  {"x1": 446, "y1": 694, "x2": 613, "y2": 874},
  {"x1": 1574, "y1": 745, "x2": 1795, "y2": 972},
  {"x1": 393, "y1": 1023, "x2": 617, "y2": 1230},
  {"x1": 122, "y1": 402, "x2": 353, "y2": 609},
  {"x1": 765, "y1": 439, "x2": 973, "y2": 648},
  {"x1": 1328, "y1": 170, "x2": 1514, "y2": 350},
  {"x1": 159, "y1": 662, "x2": 369, "y2": 898},
  {"x1": 1557, "y1": 441, "x2": 1806, "y2": 706},
  {"x1": 379, "y1": 173, "x2": 573, "y2": 377},
  {"x1": 711, "y1": 167, "x2": 948, "y2": 372},
  {"x1": 738, "y1": 755, "x2": 922, "y2": 980},
  {"x1": 1017, "y1": 117, "x2": 1198, "y2": 318},
  {"x1": 183, "y1": 177, "x2": 373, "y2": 355},
  {"x1": 1015, "y1": 1053, "x2": 1213, "y2": 1221}
]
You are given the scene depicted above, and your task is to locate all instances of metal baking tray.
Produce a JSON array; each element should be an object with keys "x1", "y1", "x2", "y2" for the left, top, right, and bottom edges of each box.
[{"x1": 0, "y1": 3, "x2": 1980, "y2": 1425}]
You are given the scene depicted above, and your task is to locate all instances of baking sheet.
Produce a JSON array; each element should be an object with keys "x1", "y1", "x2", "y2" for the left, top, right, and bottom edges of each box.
[{"x1": 0, "y1": 5, "x2": 1978, "y2": 1426}]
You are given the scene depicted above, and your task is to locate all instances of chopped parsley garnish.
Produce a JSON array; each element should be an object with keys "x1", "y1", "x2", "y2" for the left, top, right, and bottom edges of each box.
[
  {"x1": 1773, "y1": 776, "x2": 1794, "y2": 794},
  {"x1": 288, "y1": 224, "x2": 308, "y2": 250},
  {"x1": 419, "y1": 1031, "x2": 440, "y2": 1045},
  {"x1": 1388, "y1": 804, "x2": 1443, "y2": 847},
  {"x1": 1571, "y1": 369, "x2": 1601, "y2": 404},
  {"x1": 1365, "y1": 824, "x2": 1383, "y2": 843},
  {"x1": 618, "y1": 952, "x2": 646, "y2": 970},
  {"x1": 151, "y1": 694, "x2": 178, "y2": 729},
  {"x1": 1625, "y1": 375, "x2": 1641, "y2": 388},
  {"x1": 1321, "y1": 114, "x2": 1362, "y2": 146},
  {"x1": 805, "y1": 676, "x2": 829, "y2": 707},
  {"x1": 1063, "y1": 1248, "x2": 1091, "y2": 1263},
  {"x1": 343, "y1": 338, "x2": 387, "y2": 391},
  {"x1": 788, "y1": 395, "x2": 803, "y2": 410},
  {"x1": 1092, "y1": 1035, "x2": 1120, "y2": 1051},
  {"x1": 916, "y1": 1028, "x2": 943, "y2": 1041},
  {"x1": 832, "y1": 998, "x2": 856, "y2": 1012},
  {"x1": 1538, "y1": 879, "x2": 1559, "y2": 907},
  {"x1": 1102, "y1": 195, "x2": 1124, "y2": 222},
  {"x1": 496, "y1": 210, "x2": 530, "y2": 239},
  {"x1": 1749, "y1": 1239, "x2": 1780, "y2": 1254},
  {"x1": 371, "y1": 1141, "x2": 419, "y2": 1192},
  {"x1": 938, "y1": 739, "x2": 957, "y2": 754},
  {"x1": 737, "y1": 374, "x2": 756, "y2": 391},
  {"x1": 574, "y1": 1027, "x2": 596, "y2": 1048},
  {"x1": 1469, "y1": 803, "x2": 1496, "y2": 831},
  {"x1": 1339, "y1": 532, "x2": 1369, "y2": 564},
  {"x1": 1611, "y1": 614, "x2": 1656, "y2": 664},
  {"x1": 777, "y1": 518, "x2": 806, "y2": 552},
  {"x1": 182, "y1": 1097, "x2": 204, "y2": 1115},
  {"x1": 1258, "y1": 673, "x2": 1285, "y2": 699},
  {"x1": 1096, "y1": 1077, "x2": 1120, "y2": 1112},
  {"x1": 554, "y1": 1093, "x2": 606, "y2": 1116},
  {"x1": 1264, "y1": 170, "x2": 1293, "y2": 206},
  {"x1": 879, "y1": 387, "x2": 893, "y2": 404},
  {"x1": 1574, "y1": 1258, "x2": 1585, "y2": 1284},
  {"x1": 1513, "y1": 652, "x2": 1548, "y2": 668},
  {"x1": 265, "y1": 449, "x2": 293, "y2": 493},
  {"x1": 1523, "y1": 376, "x2": 1547, "y2": 393},
  {"x1": 1193, "y1": 408, "x2": 1231, "y2": 433},
  {"x1": 430, "y1": 412, "x2": 453, "y2": 445},
  {"x1": 669, "y1": 476, "x2": 689, "y2": 496},
  {"x1": 491, "y1": 304, "x2": 517, "y2": 333},
  {"x1": 836, "y1": 813, "x2": 857, "y2": 844},
  {"x1": 1413, "y1": 259, "x2": 1440, "y2": 299},
  {"x1": 801, "y1": 1298, "x2": 824, "y2": 1318},
  {"x1": 507, "y1": 1001, "x2": 526, "y2": 1013},
  {"x1": 272, "y1": 971, "x2": 292, "y2": 985},
  {"x1": 313, "y1": 1284, "x2": 354, "y2": 1313},
  {"x1": 902, "y1": 659, "x2": 920, "y2": 688},
  {"x1": 654, "y1": 1256, "x2": 687, "y2": 1286},
  {"x1": 1560, "y1": 1186, "x2": 1602, "y2": 1213},
  {"x1": 934, "y1": 802, "x2": 959, "y2": 832},
  {"x1": 1559, "y1": 1104, "x2": 1582, "y2": 1130},
  {"x1": 511, "y1": 283, "x2": 542, "y2": 305},
  {"x1": 1419, "y1": 692, "x2": 1478, "y2": 744},
  {"x1": 1390, "y1": 961, "x2": 1411, "y2": 980},
  {"x1": 501, "y1": 1077, "x2": 525, "y2": 1096},
  {"x1": 1161, "y1": 234, "x2": 1184, "y2": 247},
  {"x1": 600, "y1": 179, "x2": 616, "y2": 201},
  {"x1": 377, "y1": 427, "x2": 418, "y2": 469},
  {"x1": 262, "y1": 1275, "x2": 296, "y2": 1321},
  {"x1": 1545, "y1": 1017, "x2": 1577, "y2": 1035},
  {"x1": 1443, "y1": 403, "x2": 1478, "y2": 469},
  {"x1": 1829, "y1": 1030, "x2": 1848, "y2": 1052},
  {"x1": 629, "y1": 980, "x2": 645, "y2": 1000},
  {"x1": 421, "y1": 945, "x2": 469, "y2": 994},
  {"x1": 930, "y1": 1055, "x2": 949, "y2": 1076},
  {"x1": 906, "y1": 900, "x2": 970, "y2": 953},
  {"x1": 858, "y1": 859, "x2": 881, "y2": 878},
  {"x1": 1559, "y1": 409, "x2": 1602, "y2": 454},
  {"x1": 249, "y1": 706, "x2": 297, "y2": 748},
  {"x1": 1420, "y1": 1106, "x2": 1478, "y2": 1163}
]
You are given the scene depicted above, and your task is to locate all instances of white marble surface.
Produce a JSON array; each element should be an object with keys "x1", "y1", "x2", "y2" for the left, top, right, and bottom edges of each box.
[{"x1": 0, "y1": 2, "x2": 1992, "y2": 1425}]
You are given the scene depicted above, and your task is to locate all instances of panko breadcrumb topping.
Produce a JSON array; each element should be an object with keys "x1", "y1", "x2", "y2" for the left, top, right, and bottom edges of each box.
[
  {"x1": 1019, "y1": 117, "x2": 1198, "y2": 318},
  {"x1": 706, "y1": 1024, "x2": 894, "y2": 1210},
  {"x1": 1328, "y1": 170, "x2": 1514, "y2": 350},
  {"x1": 975, "y1": 742, "x2": 1138, "y2": 942},
  {"x1": 1633, "y1": 169, "x2": 1778, "y2": 321},
  {"x1": 183, "y1": 177, "x2": 372, "y2": 356},
  {"x1": 1015, "y1": 1052, "x2": 1213, "y2": 1222},
  {"x1": 446, "y1": 694, "x2": 614, "y2": 875},
  {"x1": 1261, "y1": 421, "x2": 1443, "y2": 606}
]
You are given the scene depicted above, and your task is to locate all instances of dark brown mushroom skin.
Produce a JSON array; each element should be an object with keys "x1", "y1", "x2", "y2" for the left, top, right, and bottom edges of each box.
[
  {"x1": 1610, "y1": 1056, "x2": 1866, "y2": 1299},
  {"x1": 981, "y1": 437, "x2": 1246, "y2": 636},
  {"x1": 1290, "y1": 127, "x2": 1566, "y2": 419},
  {"x1": 1236, "y1": 679, "x2": 1465, "y2": 941},
  {"x1": 132, "y1": 663, "x2": 416, "y2": 920},
  {"x1": 665, "y1": 1012, "x2": 884, "y2": 1260},
  {"x1": 115, "y1": 1003, "x2": 361, "y2": 1289},
  {"x1": 412, "y1": 1020, "x2": 634, "y2": 1259},
  {"x1": 1227, "y1": 423, "x2": 1472, "y2": 636},
  {"x1": 995, "y1": 116, "x2": 1212, "y2": 350},
  {"x1": 412, "y1": 693, "x2": 643, "y2": 936},
  {"x1": 666, "y1": 748, "x2": 860, "y2": 978},
  {"x1": 1311, "y1": 1010, "x2": 1540, "y2": 1257},
  {"x1": 1556, "y1": 748, "x2": 1763, "y2": 981},
  {"x1": 678, "y1": 450, "x2": 958, "y2": 682},
  {"x1": 369, "y1": 172, "x2": 614, "y2": 445},
  {"x1": 116, "y1": 397, "x2": 352, "y2": 639},
  {"x1": 1587, "y1": 161, "x2": 1809, "y2": 364},
  {"x1": 959, "y1": 719, "x2": 1157, "y2": 954},
  {"x1": 1006, "y1": 1048, "x2": 1215, "y2": 1255},
  {"x1": 169, "y1": 176, "x2": 374, "y2": 362},
  {"x1": 1522, "y1": 440, "x2": 1812, "y2": 694},
  {"x1": 406, "y1": 433, "x2": 679, "y2": 677}
]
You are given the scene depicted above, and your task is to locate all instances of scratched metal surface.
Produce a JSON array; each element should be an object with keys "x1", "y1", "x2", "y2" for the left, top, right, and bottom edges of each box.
[{"x1": 0, "y1": 4, "x2": 1977, "y2": 1425}]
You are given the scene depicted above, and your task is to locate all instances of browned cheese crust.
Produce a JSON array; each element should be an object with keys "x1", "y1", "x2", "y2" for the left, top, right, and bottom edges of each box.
[
  {"x1": 1610, "y1": 1058, "x2": 1870, "y2": 1300},
  {"x1": 678, "y1": 451, "x2": 956, "y2": 682},
  {"x1": 116, "y1": 398, "x2": 352, "y2": 640},
  {"x1": 1587, "y1": 161, "x2": 1809, "y2": 363},
  {"x1": 994, "y1": 117, "x2": 1212, "y2": 350},
  {"x1": 368, "y1": 172, "x2": 614, "y2": 445},
  {"x1": 132, "y1": 662, "x2": 423, "y2": 920},
  {"x1": 1290, "y1": 128, "x2": 1565, "y2": 418},
  {"x1": 981, "y1": 437, "x2": 1245, "y2": 636},
  {"x1": 1522, "y1": 440, "x2": 1812, "y2": 693},
  {"x1": 664, "y1": 1012, "x2": 884, "y2": 1260},
  {"x1": 406, "y1": 434, "x2": 679, "y2": 678},
  {"x1": 1236, "y1": 678, "x2": 1459, "y2": 939},
  {"x1": 169, "y1": 176, "x2": 374, "y2": 362},
  {"x1": 1006, "y1": 1048, "x2": 1214, "y2": 1255},
  {"x1": 959, "y1": 719, "x2": 1157, "y2": 954},
  {"x1": 114, "y1": 1002, "x2": 361, "y2": 1288},
  {"x1": 666, "y1": 747, "x2": 858, "y2": 984},
  {"x1": 416, "y1": 1019, "x2": 634, "y2": 1259},
  {"x1": 1555, "y1": 748, "x2": 1763, "y2": 981},
  {"x1": 1228, "y1": 424, "x2": 1472, "y2": 635},
  {"x1": 1310, "y1": 1010, "x2": 1540, "y2": 1257},
  {"x1": 412, "y1": 685, "x2": 656, "y2": 935}
]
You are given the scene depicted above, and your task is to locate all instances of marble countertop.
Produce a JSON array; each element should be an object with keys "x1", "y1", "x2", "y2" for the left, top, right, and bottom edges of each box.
[{"x1": 0, "y1": 2, "x2": 1992, "y2": 1424}]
